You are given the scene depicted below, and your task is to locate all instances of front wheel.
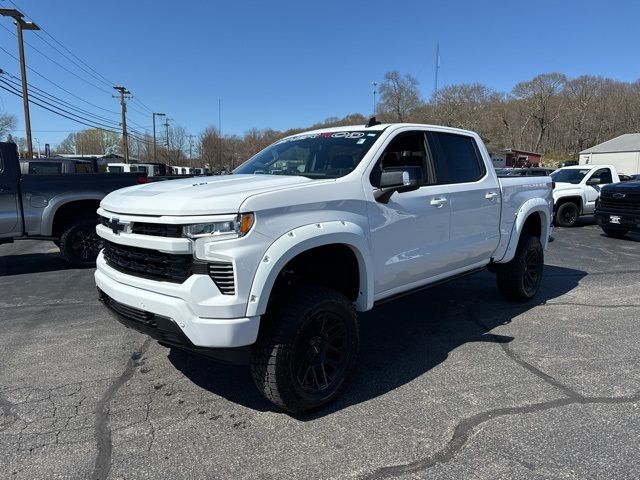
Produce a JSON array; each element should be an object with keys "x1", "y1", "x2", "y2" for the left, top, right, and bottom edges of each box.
[
  {"x1": 555, "y1": 202, "x2": 579, "y2": 227},
  {"x1": 602, "y1": 227, "x2": 628, "y2": 238},
  {"x1": 496, "y1": 235, "x2": 544, "y2": 302},
  {"x1": 59, "y1": 218, "x2": 103, "y2": 267},
  {"x1": 251, "y1": 287, "x2": 359, "y2": 414}
]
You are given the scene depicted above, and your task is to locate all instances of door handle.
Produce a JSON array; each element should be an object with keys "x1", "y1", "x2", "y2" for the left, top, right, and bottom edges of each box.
[
  {"x1": 485, "y1": 192, "x2": 499, "y2": 200},
  {"x1": 430, "y1": 197, "x2": 447, "y2": 208}
]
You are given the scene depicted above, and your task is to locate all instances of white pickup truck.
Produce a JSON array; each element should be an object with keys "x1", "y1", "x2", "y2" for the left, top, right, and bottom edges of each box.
[
  {"x1": 94, "y1": 122, "x2": 553, "y2": 413},
  {"x1": 550, "y1": 164, "x2": 620, "y2": 227}
]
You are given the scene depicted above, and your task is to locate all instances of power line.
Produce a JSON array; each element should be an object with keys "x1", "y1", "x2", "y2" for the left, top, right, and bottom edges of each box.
[
  {"x1": 0, "y1": 44, "x2": 119, "y2": 114},
  {"x1": 0, "y1": 83, "x2": 120, "y2": 134},
  {"x1": 1, "y1": 69, "x2": 121, "y2": 126},
  {"x1": 0, "y1": 23, "x2": 113, "y2": 94},
  {"x1": 0, "y1": 78, "x2": 121, "y2": 130},
  {"x1": 6, "y1": 0, "x2": 117, "y2": 89}
]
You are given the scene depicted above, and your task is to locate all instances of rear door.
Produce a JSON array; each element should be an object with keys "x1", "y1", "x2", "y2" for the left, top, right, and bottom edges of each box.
[
  {"x1": 0, "y1": 143, "x2": 22, "y2": 236},
  {"x1": 426, "y1": 131, "x2": 501, "y2": 269}
]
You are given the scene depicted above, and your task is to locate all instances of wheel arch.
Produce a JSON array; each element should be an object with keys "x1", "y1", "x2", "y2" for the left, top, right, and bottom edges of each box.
[
  {"x1": 495, "y1": 199, "x2": 551, "y2": 264},
  {"x1": 43, "y1": 195, "x2": 103, "y2": 238},
  {"x1": 245, "y1": 221, "x2": 374, "y2": 318}
]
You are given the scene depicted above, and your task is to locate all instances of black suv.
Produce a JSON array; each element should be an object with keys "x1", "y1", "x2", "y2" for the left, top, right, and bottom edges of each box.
[{"x1": 594, "y1": 181, "x2": 640, "y2": 238}]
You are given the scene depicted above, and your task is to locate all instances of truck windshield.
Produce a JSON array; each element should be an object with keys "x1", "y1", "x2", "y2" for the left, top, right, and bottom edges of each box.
[
  {"x1": 234, "y1": 131, "x2": 382, "y2": 179},
  {"x1": 550, "y1": 168, "x2": 590, "y2": 184}
]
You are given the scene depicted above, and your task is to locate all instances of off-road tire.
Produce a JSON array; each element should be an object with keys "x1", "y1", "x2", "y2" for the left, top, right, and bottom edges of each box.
[
  {"x1": 496, "y1": 235, "x2": 544, "y2": 302},
  {"x1": 555, "y1": 202, "x2": 579, "y2": 227},
  {"x1": 601, "y1": 227, "x2": 628, "y2": 238},
  {"x1": 251, "y1": 287, "x2": 359, "y2": 414},
  {"x1": 59, "y1": 218, "x2": 102, "y2": 267}
]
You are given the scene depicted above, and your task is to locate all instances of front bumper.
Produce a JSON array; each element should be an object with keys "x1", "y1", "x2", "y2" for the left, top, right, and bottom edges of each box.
[
  {"x1": 594, "y1": 209, "x2": 640, "y2": 232},
  {"x1": 95, "y1": 265, "x2": 260, "y2": 349}
]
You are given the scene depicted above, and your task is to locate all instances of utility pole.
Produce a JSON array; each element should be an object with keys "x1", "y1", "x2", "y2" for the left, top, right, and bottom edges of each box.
[
  {"x1": 218, "y1": 99, "x2": 221, "y2": 136},
  {"x1": 372, "y1": 81, "x2": 377, "y2": 117},
  {"x1": 434, "y1": 43, "x2": 440, "y2": 95},
  {"x1": 152, "y1": 112, "x2": 165, "y2": 161},
  {"x1": 1, "y1": 9, "x2": 39, "y2": 159},
  {"x1": 113, "y1": 86, "x2": 131, "y2": 163}
]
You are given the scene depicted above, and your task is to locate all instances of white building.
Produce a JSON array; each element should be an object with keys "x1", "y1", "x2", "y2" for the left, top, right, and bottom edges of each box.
[{"x1": 579, "y1": 133, "x2": 640, "y2": 175}]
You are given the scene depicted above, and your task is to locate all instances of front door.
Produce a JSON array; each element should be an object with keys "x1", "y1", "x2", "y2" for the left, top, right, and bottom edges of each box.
[
  {"x1": 583, "y1": 167, "x2": 613, "y2": 214},
  {"x1": 0, "y1": 143, "x2": 21, "y2": 236},
  {"x1": 366, "y1": 131, "x2": 452, "y2": 299}
]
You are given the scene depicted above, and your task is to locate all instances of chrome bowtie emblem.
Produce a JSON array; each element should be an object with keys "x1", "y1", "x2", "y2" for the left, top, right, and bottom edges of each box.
[
  {"x1": 612, "y1": 193, "x2": 626, "y2": 199},
  {"x1": 108, "y1": 218, "x2": 125, "y2": 235}
]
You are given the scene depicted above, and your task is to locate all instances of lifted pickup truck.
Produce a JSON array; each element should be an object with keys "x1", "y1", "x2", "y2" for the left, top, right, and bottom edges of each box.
[
  {"x1": 594, "y1": 180, "x2": 640, "y2": 238},
  {"x1": 95, "y1": 122, "x2": 553, "y2": 413},
  {"x1": 0, "y1": 142, "x2": 147, "y2": 266},
  {"x1": 550, "y1": 164, "x2": 620, "y2": 227}
]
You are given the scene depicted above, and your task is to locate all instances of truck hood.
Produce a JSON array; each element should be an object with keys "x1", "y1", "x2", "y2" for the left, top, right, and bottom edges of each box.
[{"x1": 100, "y1": 174, "x2": 314, "y2": 216}]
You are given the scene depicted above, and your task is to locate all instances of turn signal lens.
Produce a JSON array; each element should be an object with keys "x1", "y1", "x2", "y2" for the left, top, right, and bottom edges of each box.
[{"x1": 239, "y1": 213, "x2": 255, "y2": 236}]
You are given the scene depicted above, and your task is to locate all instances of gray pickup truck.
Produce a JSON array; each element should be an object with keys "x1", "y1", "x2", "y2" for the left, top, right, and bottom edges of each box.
[{"x1": 0, "y1": 142, "x2": 147, "y2": 266}]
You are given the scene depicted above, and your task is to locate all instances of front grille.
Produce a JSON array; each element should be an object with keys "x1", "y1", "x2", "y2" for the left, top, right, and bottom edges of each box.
[
  {"x1": 208, "y1": 262, "x2": 235, "y2": 295},
  {"x1": 102, "y1": 240, "x2": 236, "y2": 294},
  {"x1": 599, "y1": 193, "x2": 640, "y2": 211},
  {"x1": 103, "y1": 240, "x2": 192, "y2": 283},
  {"x1": 131, "y1": 222, "x2": 183, "y2": 238},
  {"x1": 99, "y1": 216, "x2": 183, "y2": 238}
]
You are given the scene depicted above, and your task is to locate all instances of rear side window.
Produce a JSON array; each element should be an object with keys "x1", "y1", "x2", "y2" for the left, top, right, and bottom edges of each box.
[
  {"x1": 29, "y1": 162, "x2": 62, "y2": 174},
  {"x1": 427, "y1": 132, "x2": 485, "y2": 184}
]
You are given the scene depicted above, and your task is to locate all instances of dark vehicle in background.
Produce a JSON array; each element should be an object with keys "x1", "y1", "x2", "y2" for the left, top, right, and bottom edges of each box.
[
  {"x1": 20, "y1": 157, "x2": 97, "y2": 174},
  {"x1": 496, "y1": 167, "x2": 555, "y2": 177},
  {"x1": 594, "y1": 181, "x2": 640, "y2": 238},
  {"x1": 0, "y1": 142, "x2": 147, "y2": 266}
]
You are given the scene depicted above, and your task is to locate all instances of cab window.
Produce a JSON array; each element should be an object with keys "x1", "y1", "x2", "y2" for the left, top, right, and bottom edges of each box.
[
  {"x1": 590, "y1": 168, "x2": 613, "y2": 184},
  {"x1": 370, "y1": 132, "x2": 429, "y2": 187},
  {"x1": 426, "y1": 132, "x2": 485, "y2": 184}
]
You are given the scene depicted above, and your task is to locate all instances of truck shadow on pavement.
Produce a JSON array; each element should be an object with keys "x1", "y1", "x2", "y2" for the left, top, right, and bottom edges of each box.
[
  {"x1": 168, "y1": 265, "x2": 587, "y2": 418},
  {"x1": 0, "y1": 251, "x2": 88, "y2": 276}
]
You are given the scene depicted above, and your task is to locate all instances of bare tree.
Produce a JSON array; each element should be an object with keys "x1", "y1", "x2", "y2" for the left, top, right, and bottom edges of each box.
[
  {"x1": 512, "y1": 73, "x2": 567, "y2": 152},
  {"x1": 0, "y1": 112, "x2": 16, "y2": 140},
  {"x1": 378, "y1": 71, "x2": 422, "y2": 122}
]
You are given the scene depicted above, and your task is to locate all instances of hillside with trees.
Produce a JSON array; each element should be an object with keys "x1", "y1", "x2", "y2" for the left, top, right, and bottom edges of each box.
[{"x1": 2, "y1": 71, "x2": 639, "y2": 169}]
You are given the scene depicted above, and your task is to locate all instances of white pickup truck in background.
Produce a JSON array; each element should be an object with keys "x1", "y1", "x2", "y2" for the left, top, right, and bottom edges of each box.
[
  {"x1": 550, "y1": 164, "x2": 620, "y2": 227},
  {"x1": 94, "y1": 122, "x2": 553, "y2": 413}
]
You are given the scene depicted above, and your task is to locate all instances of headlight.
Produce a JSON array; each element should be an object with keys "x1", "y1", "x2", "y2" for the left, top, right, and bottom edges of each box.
[{"x1": 183, "y1": 213, "x2": 254, "y2": 240}]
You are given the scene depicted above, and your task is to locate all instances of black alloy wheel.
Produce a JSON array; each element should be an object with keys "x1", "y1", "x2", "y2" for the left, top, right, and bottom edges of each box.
[{"x1": 290, "y1": 311, "x2": 349, "y2": 396}]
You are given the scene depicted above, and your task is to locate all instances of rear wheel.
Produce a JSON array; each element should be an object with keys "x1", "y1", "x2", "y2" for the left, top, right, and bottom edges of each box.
[
  {"x1": 602, "y1": 227, "x2": 628, "y2": 238},
  {"x1": 496, "y1": 235, "x2": 544, "y2": 302},
  {"x1": 59, "y1": 218, "x2": 103, "y2": 267},
  {"x1": 555, "y1": 202, "x2": 579, "y2": 227},
  {"x1": 251, "y1": 287, "x2": 359, "y2": 414}
]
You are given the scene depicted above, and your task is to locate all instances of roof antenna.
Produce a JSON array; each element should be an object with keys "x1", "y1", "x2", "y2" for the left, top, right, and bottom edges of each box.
[{"x1": 366, "y1": 116, "x2": 381, "y2": 128}]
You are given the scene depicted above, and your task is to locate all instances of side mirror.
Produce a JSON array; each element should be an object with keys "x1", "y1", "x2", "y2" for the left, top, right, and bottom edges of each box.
[
  {"x1": 587, "y1": 177, "x2": 601, "y2": 185},
  {"x1": 374, "y1": 169, "x2": 419, "y2": 203}
]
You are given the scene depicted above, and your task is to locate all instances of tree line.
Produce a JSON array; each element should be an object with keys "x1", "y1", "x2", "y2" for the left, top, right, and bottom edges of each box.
[{"x1": 2, "y1": 70, "x2": 639, "y2": 168}]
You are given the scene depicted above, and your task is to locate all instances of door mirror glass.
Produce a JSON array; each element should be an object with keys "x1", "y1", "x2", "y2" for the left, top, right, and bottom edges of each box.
[
  {"x1": 587, "y1": 177, "x2": 601, "y2": 185},
  {"x1": 380, "y1": 170, "x2": 410, "y2": 188}
]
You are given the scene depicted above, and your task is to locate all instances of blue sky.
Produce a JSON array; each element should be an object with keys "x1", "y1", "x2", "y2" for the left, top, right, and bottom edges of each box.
[{"x1": 0, "y1": 0, "x2": 639, "y2": 148}]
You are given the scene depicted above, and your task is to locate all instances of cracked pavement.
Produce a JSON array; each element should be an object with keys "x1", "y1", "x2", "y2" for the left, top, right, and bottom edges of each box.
[{"x1": 0, "y1": 223, "x2": 639, "y2": 479}]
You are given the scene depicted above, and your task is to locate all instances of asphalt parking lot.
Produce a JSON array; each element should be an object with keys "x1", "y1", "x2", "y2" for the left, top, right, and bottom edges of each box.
[{"x1": 1, "y1": 222, "x2": 639, "y2": 480}]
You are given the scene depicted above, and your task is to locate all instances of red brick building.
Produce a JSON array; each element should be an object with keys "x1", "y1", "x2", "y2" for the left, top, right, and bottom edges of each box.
[{"x1": 503, "y1": 149, "x2": 542, "y2": 167}]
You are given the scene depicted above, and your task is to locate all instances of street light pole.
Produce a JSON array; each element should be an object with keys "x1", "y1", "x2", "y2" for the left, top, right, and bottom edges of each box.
[
  {"x1": 152, "y1": 112, "x2": 165, "y2": 162},
  {"x1": 1, "y1": 9, "x2": 39, "y2": 159}
]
